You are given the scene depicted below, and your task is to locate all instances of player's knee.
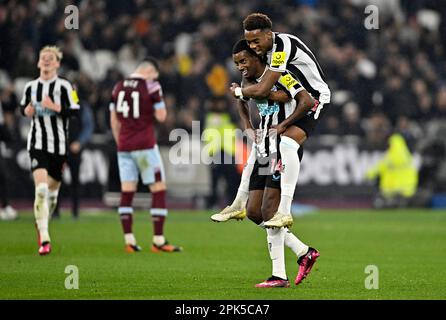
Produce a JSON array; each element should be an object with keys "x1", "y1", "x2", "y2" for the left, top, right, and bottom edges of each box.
[
  {"x1": 150, "y1": 182, "x2": 166, "y2": 193},
  {"x1": 283, "y1": 126, "x2": 306, "y2": 145},
  {"x1": 246, "y1": 205, "x2": 262, "y2": 225}
]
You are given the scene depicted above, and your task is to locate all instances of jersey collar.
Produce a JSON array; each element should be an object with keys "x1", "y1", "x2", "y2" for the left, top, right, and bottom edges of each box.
[
  {"x1": 38, "y1": 74, "x2": 58, "y2": 84},
  {"x1": 256, "y1": 66, "x2": 268, "y2": 82},
  {"x1": 129, "y1": 73, "x2": 145, "y2": 79}
]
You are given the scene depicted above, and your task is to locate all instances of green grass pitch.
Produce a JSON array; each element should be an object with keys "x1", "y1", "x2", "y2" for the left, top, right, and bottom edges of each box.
[{"x1": 1, "y1": 209, "x2": 445, "y2": 299}]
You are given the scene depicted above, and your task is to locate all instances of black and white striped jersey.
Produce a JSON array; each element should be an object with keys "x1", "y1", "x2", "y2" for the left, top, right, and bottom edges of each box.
[
  {"x1": 250, "y1": 67, "x2": 301, "y2": 158},
  {"x1": 20, "y1": 76, "x2": 80, "y2": 156},
  {"x1": 267, "y1": 32, "x2": 331, "y2": 104}
]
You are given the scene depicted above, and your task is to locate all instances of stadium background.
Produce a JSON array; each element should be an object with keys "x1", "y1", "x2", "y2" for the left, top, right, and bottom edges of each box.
[{"x1": 1, "y1": 0, "x2": 446, "y2": 210}]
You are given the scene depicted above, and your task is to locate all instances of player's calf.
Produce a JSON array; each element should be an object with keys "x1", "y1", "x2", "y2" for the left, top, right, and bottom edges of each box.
[{"x1": 34, "y1": 183, "x2": 51, "y2": 244}]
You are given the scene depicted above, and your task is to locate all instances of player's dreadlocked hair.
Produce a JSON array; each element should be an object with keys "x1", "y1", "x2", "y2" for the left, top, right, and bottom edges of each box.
[{"x1": 243, "y1": 13, "x2": 272, "y2": 31}]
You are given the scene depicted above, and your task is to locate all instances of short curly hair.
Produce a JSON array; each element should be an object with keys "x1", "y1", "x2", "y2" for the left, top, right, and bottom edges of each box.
[
  {"x1": 232, "y1": 39, "x2": 257, "y2": 57},
  {"x1": 243, "y1": 13, "x2": 272, "y2": 31}
]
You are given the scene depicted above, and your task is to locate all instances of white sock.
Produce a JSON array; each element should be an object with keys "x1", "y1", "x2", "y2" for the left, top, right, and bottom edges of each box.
[
  {"x1": 267, "y1": 228, "x2": 287, "y2": 280},
  {"x1": 48, "y1": 189, "x2": 59, "y2": 216},
  {"x1": 124, "y1": 233, "x2": 136, "y2": 246},
  {"x1": 284, "y1": 228, "x2": 309, "y2": 258},
  {"x1": 278, "y1": 137, "x2": 301, "y2": 215},
  {"x1": 34, "y1": 183, "x2": 50, "y2": 243},
  {"x1": 231, "y1": 147, "x2": 256, "y2": 209},
  {"x1": 153, "y1": 235, "x2": 165, "y2": 246}
]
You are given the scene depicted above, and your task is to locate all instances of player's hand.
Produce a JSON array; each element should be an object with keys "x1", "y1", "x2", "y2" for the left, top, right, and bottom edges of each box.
[
  {"x1": 244, "y1": 127, "x2": 257, "y2": 143},
  {"x1": 230, "y1": 82, "x2": 240, "y2": 98},
  {"x1": 24, "y1": 103, "x2": 35, "y2": 117},
  {"x1": 41, "y1": 95, "x2": 54, "y2": 109},
  {"x1": 42, "y1": 95, "x2": 61, "y2": 112},
  {"x1": 70, "y1": 141, "x2": 82, "y2": 154},
  {"x1": 270, "y1": 122, "x2": 287, "y2": 136}
]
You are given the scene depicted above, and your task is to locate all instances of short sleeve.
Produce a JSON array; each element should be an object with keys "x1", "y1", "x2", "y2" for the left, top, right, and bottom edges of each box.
[
  {"x1": 61, "y1": 80, "x2": 80, "y2": 111},
  {"x1": 269, "y1": 34, "x2": 293, "y2": 73},
  {"x1": 20, "y1": 82, "x2": 32, "y2": 108},
  {"x1": 146, "y1": 81, "x2": 165, "y2": 109}
]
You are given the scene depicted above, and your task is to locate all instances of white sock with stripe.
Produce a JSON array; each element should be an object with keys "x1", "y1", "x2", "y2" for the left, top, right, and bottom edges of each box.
[
  {"x1": 278, "y1": 137, "x2": 301, "y2": 215},
  {"x1": 267, "y1": 227, "x2": 287, "y2": 280},
  {"x1": 34, "y1": 183, "x2": 50, "y2": 243},
  {"x1": 284, "y1": 228, "x2": 309, "y2": 258}
]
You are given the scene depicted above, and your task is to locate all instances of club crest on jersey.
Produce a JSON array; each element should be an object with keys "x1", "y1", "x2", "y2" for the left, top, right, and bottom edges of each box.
[
  {"x1": 256, "y1": 100, "x2": 280, "y2": 116},
  {"x1": 271, "y1": 51, "x2": 286, "y2": 67},
  {"x1": 31, "y1": 158, "x2": 39, "y2": 169}
]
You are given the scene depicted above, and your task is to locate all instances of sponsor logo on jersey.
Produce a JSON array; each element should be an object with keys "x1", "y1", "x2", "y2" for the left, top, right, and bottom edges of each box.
[
  {"x1": 256, "y1": 100, "x2": 280, "y2": 116},
  {"x1": 279, "y1": 73, "x2": 299, "y2": 90},
  {"x1": 34, "y1": 102, "x2": 57, "y2": 116},
  {"x1": 271, "y1": 51, "x2": 286, "y2": 67}
]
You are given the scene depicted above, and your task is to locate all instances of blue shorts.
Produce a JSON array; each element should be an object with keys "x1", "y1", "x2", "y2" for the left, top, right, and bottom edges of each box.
[{"x1": 117, "y1": 145, "x2": 165, "y2": 185}]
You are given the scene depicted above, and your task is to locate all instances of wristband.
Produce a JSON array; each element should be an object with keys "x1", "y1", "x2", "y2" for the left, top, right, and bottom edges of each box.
[{"x1": 234, "y1": 87, "x2": 244, "y2": 99}]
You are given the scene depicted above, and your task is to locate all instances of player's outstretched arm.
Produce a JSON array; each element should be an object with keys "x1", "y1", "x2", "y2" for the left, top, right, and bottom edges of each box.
[{"x1": 239, "y1": 69, "x2": 281, "y2": 99}]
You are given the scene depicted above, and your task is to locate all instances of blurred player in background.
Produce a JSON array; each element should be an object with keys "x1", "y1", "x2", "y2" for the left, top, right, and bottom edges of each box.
[
  {"x1": 0, "y1": 101, "x2": 17, "y2": 221},
  {"x1": 110, "y1": 57, "x2": 182, "y2": 253},
  {"x1": 231, "y1": 13, "x2": 330, "y2": 229},
  {"x1": 366, "y1": 133, "x2": 418, "y2": 208},
  {"x1": 52, "y1": 101, "x2": 94, "y2": 219},
  {"x1": 20, "y1": 46, "x2": 80, "y2": 255},
  {"x1": 213, "y1": 40, "x2": 319, "y2": 287}
]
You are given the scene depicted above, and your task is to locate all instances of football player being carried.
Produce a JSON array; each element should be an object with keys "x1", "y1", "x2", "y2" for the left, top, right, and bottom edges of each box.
[
  {"x1": 231, "y1": 13, "x2": 331, "y2": 229},
  {"x1": 212, "y1": 39, "x2": 319, "y2": 287},
  {"x1": 110, "y1": 57, "x2": 182, "y2": 253}
]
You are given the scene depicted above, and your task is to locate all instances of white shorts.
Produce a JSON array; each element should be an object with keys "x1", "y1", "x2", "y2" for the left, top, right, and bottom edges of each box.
[{"x1": 117, "y1": 145, "x2": 166, "y2": 185}]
